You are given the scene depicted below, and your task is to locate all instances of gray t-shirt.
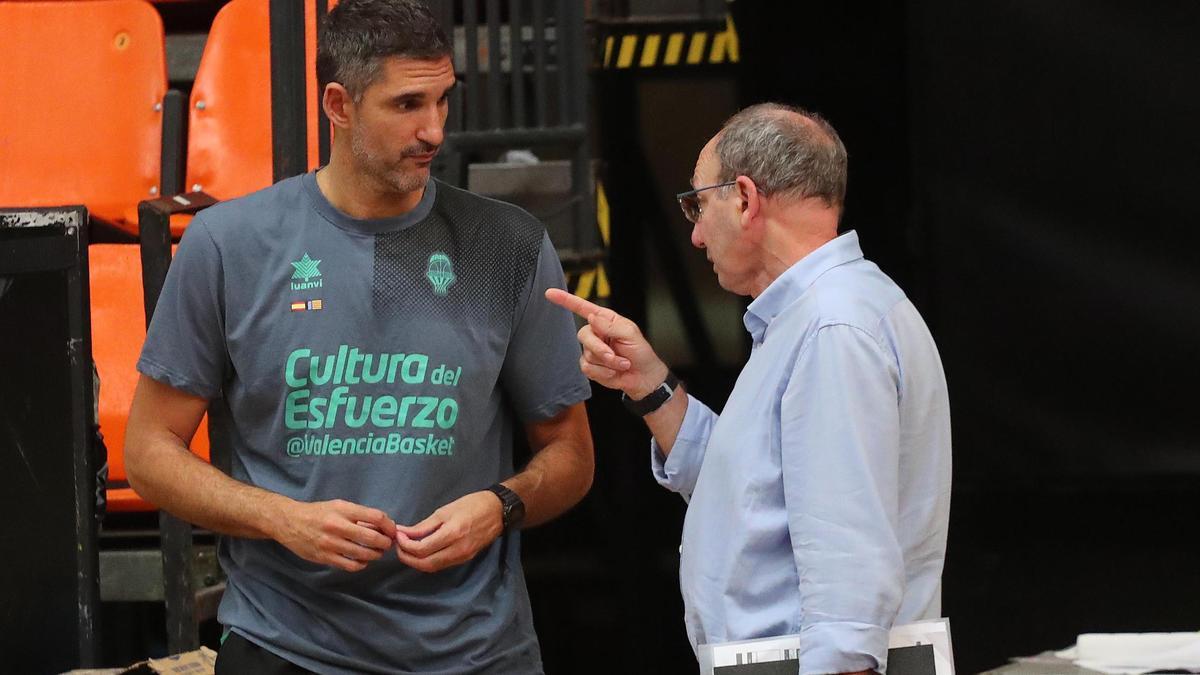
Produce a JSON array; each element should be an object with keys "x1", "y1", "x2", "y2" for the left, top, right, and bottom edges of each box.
[{"x1": 138, "y1": 172, "x2": 590, "y2": 674}]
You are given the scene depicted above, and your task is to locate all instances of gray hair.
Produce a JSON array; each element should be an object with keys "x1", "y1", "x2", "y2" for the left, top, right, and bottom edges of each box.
[
  {"x1": 317, "y1": 0, "x2": 451, "y2": 102},
  {"x1": 714, "y1": 103, "x2": 848, "y2": 209}
]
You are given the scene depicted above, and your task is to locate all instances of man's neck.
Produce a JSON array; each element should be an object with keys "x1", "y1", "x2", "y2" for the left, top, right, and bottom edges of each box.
[
  {"x1": 316, "y1": 155, "x2": 426, "y2": 220},
  {"x1": 749, "y1": 203, "x2": 840, "y2": 297}
]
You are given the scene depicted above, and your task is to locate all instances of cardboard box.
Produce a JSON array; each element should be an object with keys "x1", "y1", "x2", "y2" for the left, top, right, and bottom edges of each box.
[{"x1": 63, "y1": 647, "x2": 216, "y2": 675}]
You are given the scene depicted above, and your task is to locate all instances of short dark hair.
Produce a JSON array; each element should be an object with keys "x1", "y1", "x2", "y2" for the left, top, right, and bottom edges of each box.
[
  {"x1": 715, "y1": 103, "x2": 848, "y2": 209},
  {"x1": 317, "y1": 0, "x2": 452, "y2": 101}
]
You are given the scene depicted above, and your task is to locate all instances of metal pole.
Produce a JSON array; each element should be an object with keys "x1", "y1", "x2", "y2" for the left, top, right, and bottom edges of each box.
[
  {"x1": 68, "y1": 220, "x2": 100, "y2": 666},
  {"x1": 137, "y1": 198, "x2": 198, "y2": 654},
  {"x1": 532, "y1": 0, "x2": 548, "y2": 127},
  {"x1": 565, "y1": 0, "x2": 593, "y2": 253},
  {"x1": 464, "y1": 0, "x2": 481, "y2": 130},
  {"x1": 270, "y1": 0, "x2": 308, "y2": 182},
  {"x1": 486, "y1": 0, "x2": 503, "y2": 129},
  {"x1": 555, "y1": 0, "x2": 570, "y2": 126},
  {"x1": 430, "y1": 0, "x2": 461, "y2": 134},
  {"x1": 510, "y1": 0, "x2": 526, "y2": 128}
]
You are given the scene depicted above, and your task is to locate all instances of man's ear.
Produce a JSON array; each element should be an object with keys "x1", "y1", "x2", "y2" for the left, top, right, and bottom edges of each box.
[
  {"x1": 736, "y1": 175, "x2": 761, "y2": 229},
  {"x1": 323, "y1": 82, "x2": 354, "y2": 129}
]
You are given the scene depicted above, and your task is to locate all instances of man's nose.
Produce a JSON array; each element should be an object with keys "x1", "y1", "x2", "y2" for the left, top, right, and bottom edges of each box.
[
  {"x1": 417, "y1": 111, "x2": 445, "y2": 147},
  {"x1": 690, "y1": 223, "x2": 705, "y2": 249}
]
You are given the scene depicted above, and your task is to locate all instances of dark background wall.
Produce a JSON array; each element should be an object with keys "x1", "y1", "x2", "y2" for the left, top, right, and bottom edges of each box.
[{"x1": 907, "y1": 2, "x2": 1200, "y2": 669}]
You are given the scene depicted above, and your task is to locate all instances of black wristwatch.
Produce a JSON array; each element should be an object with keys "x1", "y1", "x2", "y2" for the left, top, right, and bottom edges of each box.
[
  {"x1": 621, "y1": 371, "x2": 681, "y2": 417},
  {"x1": 486, "y1": 483, "x2": 526, "y2": 532}
]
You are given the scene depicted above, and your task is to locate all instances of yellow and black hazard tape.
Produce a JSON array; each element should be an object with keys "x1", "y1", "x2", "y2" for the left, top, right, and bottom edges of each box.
[
  {"x1": 567, "y1": 181, "x2": 611, "y2": 301},
  {"x1": 597, "y1": 15, "x2": 740, "y2": 70}
]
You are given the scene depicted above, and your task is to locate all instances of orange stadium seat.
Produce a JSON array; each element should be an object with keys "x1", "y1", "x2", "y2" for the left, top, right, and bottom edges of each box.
[
  {"x1": 90, "y1": 244, "x2": 210, "y2": 512},
  {"x1": 0, "y1": 0, "x2": 167, "y2": 234},
  {"x1": 184, "y1": 0, "x2": 323, "y2": 206}
]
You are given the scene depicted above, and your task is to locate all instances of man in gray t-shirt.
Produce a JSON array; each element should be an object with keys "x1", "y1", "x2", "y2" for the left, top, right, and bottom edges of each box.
[{"x1": 125, "y1": 2, "x2": 593, "y2": 673}]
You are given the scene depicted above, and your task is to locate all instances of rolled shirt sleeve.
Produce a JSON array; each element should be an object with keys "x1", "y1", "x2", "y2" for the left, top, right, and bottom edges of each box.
[
  {"x1": 650, "y1": 394, "x2": 717, "y2": 500},
  {"x1": 780, "y1": 324, "x2": 905, "y2": 674}
]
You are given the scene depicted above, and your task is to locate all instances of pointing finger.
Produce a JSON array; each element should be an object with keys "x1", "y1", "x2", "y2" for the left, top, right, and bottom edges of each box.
[
  {"x1": 586, "y1": 309, "x2": 639, "y2": 342},
  {"x1": 545, "y1": 288, "x2": 605, "y2": 320}
]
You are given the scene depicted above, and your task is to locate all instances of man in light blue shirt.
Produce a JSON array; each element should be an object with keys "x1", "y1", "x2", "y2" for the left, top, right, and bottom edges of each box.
[{"x1": 548, "y1": 103, "x2": 951, "y2": 673}]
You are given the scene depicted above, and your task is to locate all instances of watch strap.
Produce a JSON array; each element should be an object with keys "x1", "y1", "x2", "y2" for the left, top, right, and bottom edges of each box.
[
  {"x1": 621, "y1": 371, "x2": 681, "y2": 416},
  {"x1": 486, "y1": 483, "x2": 524, "y2": 531}
]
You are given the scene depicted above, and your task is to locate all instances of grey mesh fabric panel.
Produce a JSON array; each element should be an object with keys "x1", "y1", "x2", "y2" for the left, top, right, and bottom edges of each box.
[
  {"x1": 373, "y1": 184, "x2": 542, "y2": 330},
  {"x1": 138, "y1": 173, "x2": 590, "y2": 674}
]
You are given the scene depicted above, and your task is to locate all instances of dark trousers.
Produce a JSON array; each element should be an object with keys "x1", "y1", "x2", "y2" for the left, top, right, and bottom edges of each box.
[{"x1": 215, "y1": 632, "x2": 317, "y2": 675}]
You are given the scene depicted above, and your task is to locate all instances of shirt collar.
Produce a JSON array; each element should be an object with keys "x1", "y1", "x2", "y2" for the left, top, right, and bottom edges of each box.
[
  {"x1": 304, "y1": 170, "x2": 438, "y2": 235},
  {"x1": 743, "y1": 230, "x2": 865, "y2": 343}
]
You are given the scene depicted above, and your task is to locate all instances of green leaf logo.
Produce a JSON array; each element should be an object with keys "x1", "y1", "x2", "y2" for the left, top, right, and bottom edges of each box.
[{"x1": 290, "y1": 253, "x2": 322, "y2": 282}]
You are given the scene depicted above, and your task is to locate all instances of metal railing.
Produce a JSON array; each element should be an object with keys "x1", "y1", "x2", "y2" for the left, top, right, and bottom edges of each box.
[{"x1": 426, "y1": 0, "x2": 600, "y2": 269}]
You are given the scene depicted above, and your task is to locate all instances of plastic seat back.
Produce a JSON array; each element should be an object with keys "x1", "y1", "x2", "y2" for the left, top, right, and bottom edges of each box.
[
  {"x1": 185, "y1": 0, "x2": 322, "y2": 202},
  {"x1": 89, "y1": 244, "x2": 210, "y2": 512},
  {"x1": 0, "y1": 1, "x2": 166, "y2": 230}
]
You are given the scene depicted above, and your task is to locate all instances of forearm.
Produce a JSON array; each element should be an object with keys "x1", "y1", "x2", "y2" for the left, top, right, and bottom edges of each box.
[
  {"x1": 505, "y1": 405, "x2": 594, "y2": 528},
  {"x1": 504, "y1": 440, "x2": 592, "y2": 528},
  {"x1": 127, "y1": 430, "x2": 290, "y2": 540},
  {"x1": 641, "y1": 383, "x2": 688, "y2": 456}
]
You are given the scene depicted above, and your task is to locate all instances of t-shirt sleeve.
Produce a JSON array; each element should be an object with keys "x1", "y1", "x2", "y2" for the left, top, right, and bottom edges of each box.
[
  {"x1": 499, "y1": 232, "x2": 591, "y2": 421},
  {"x1": 137, "y1": 216, "x2": 230, "y2": 399}
]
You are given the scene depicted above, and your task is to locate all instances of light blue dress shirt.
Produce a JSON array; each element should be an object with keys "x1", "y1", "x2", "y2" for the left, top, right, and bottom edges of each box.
[{"x1": 652, "y1": 231, "x2": 952, "y2": 674}]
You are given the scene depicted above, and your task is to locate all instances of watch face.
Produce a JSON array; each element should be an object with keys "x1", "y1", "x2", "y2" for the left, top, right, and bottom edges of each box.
[
  {"x1": 491, "y1": 484, "x2": 525, "y2": 529},
  {"x1": 508, "y1": 500, "x2": 525, "y2": 527}
]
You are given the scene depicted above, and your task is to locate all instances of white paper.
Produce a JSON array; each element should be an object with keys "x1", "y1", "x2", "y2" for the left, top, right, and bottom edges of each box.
[
  {"x1": 1054, "y1": 632, "x2": 1200, "y2": 675},
  {"x1": 698, "y1": 618, "x2": 954, "y2": 674}
]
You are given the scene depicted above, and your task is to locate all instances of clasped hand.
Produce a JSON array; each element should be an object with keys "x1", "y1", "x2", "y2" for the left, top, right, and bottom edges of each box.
[
  {"x1": 394, "y1": 491, "x2": 504, "y2": 573},
  {"x1": 273, "y1": 499, "x2": 398, "y2": 573},
  {"x1": 273, "y1": 493, "x2": 504, "y2": 574}
]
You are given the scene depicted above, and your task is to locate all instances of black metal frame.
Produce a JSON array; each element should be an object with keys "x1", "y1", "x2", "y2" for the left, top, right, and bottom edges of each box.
[
  {"x1": 271, "y1": 0, "x2": 309, "y2": 183},
  {"x1": 0, "y1": 208, "x2": 101, "y2": 669},
  {"x1": 160, "y1": 90, "x2": 188, "y2": 197},
  {"x1": 68, "y1": 215, "x2": 101, "y2": 668},
  {"x1": 136, "y1": 192, "x2": 219, "y2": 654},
  {"x1": 427, "y1": 0, "x2": 601, "y2": 269}
]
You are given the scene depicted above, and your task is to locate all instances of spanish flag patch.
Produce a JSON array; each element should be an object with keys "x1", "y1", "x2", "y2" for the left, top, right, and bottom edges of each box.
[{"x1": 290, "y1": 299, "x2": 323, "y2": 312}]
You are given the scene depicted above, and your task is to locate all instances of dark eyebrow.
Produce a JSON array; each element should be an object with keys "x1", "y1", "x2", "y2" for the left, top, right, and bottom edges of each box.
[
  {"x1": 387, "y1": 81, "x2": 458, "y2": 106},
  {"x1": 388, "y1": 92, "x2": 424, "y2": 106}
]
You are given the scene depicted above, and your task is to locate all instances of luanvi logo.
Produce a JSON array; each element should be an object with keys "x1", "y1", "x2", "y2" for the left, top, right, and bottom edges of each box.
[
  {"x1": 426, "y1": 252, "x2": 455, "y2": 296},
  {"x1": 290, "y1": 253, "x2": 323, "y2": 291}
]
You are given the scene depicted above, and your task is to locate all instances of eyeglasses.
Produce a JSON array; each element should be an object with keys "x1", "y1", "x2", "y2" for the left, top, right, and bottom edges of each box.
[{"x1": 675, "y1": 181, "x2": 736, "y2": 223}]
